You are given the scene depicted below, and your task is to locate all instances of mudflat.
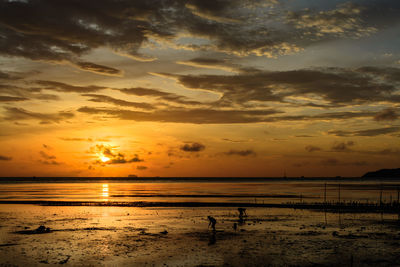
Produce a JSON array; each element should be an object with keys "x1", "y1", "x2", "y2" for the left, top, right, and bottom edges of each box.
[{"x1": 0, "y1": 204, "x2": 399, "y2": 266}]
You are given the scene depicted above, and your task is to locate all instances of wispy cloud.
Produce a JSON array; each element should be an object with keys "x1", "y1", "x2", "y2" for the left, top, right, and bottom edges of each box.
[
  {"x1": 0, "y1": 96, "x2": 28, "y2": 102},
  {"x1": 36, "y1": 81, "x2": 106, "y2": 93},
  {"x1": 180, "y1": 142, "x2": 205, "y2": 152},
  {"x1": 38, "y1": 150, "x2": 60, "y2": 165},
  {"x1": 328, "y1": 127, "x2": 400, "y2": 137},
  {"x1": 2, "y1": 107, "x2": 74, "y2": 124},
  {"x1": 374, "y1": 108, "x2": 398, "y2": 121},
  {"x1": 82, "y1": 94, "x2": 154, "y2": 110},
  {"x1": 74, "y1": 61, "x2": 122, "y2": 76},
  {"x1": 78, "y1": 106, "x2": 280, "y2": 124},
  {"x1": 286, "y1": 3, "x2": 376, "y2": 38},
  {"x1": 305, "y1": 145, "x2": 321, "y2": 152},
  {"x1": 223, "y1": 149, "x2": 256, "y2": 156},
  {"x1": 331, "y1": 141, "x2": 355, "y2": 152},
  {"x1": 0, "y1": 155, "x2": 12, "y2": 161}
]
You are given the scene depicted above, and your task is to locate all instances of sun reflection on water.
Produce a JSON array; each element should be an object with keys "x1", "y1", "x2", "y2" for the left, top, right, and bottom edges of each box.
[{"x1": 101, "y1": 183, "x2": 109, "y2": 201}]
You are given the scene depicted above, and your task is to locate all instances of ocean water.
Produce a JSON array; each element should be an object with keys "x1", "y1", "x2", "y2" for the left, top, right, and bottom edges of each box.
[{"x1": 0, "y1": 178, "x2": 399, "y2": 204}]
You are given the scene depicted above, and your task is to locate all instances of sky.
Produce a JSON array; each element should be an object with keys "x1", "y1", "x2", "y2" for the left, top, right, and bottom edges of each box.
[{"x1": 0, "y1": 0, "x2": 399, "y2": 177}]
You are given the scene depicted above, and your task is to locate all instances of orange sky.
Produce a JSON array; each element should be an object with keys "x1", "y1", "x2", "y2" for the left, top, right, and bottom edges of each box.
[{"x1": 0, "y1": 0, "x2": 399, "y2": 177}]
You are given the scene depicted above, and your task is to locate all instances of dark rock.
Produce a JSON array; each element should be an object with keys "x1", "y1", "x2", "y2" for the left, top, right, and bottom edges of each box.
[{"x1": 36, "y1": 225, "x2": 51, "y2": 233}]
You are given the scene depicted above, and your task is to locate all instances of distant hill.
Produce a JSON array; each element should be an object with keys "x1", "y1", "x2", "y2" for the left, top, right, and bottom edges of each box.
[{"x1": 362, "y1": 168, "x2": 400, "y2": 178}]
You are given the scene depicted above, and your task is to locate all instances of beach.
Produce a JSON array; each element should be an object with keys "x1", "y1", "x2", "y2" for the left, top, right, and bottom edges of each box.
[{"x1": 1, "y1": 204, "x2": 400, "y2": 266}]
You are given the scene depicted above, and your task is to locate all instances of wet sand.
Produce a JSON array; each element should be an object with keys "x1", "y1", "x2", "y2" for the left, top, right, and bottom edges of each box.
[{"x1": 0, "y1": 204, "x2": 400, "y2": 266}]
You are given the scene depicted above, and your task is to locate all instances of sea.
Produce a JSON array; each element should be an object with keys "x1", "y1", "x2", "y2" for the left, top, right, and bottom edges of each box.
[{"x1": 0, "y1": 177, "x2": 399, "y2": 205}]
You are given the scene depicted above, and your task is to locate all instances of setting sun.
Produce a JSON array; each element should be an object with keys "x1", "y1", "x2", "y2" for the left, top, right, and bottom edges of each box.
[{"x1": 100, "y1": 156, "x2": 110, "y2": 163}]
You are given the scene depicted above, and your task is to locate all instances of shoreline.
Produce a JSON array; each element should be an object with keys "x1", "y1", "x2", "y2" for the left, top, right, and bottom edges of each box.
[{"x1": 1, "y1": 200, "x2": 399, "y2": 214}]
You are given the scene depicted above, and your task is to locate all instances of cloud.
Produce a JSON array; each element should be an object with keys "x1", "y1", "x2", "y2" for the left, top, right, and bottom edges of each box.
[
  {"x1": 331, "y1": 141, "x2": 355, "y2": 152},
  {"x1": 117, "y1": 87, "x2": 203, "y2": 106},
  {"x1": 0, "y1": 1, "x2": 155, "y2": 73},
  {"x1": 40, "y1": 150, "x2": 56, "y2": 160},
  {"x1": 2, "y1": 107, "x2": 74, "y2": 123},
  {"x1": 39, "y1": 160, "x2": 60, "y2": 165},
  {"x1": 39, "y1": 150, "x2": 60, "y2": 165},
  {"x1": 170, "y1": 66, "x2": 400, "y2": 107},
  {"x1": 223, "y1": 149, "x2": 256, "y2": 156},
  {"x1": 374, "y1": 108, "x2": 398, "y2": 121},
  {"x1": 0, "y1": 70, "x2": 15, "y2": 80},
  {"x1": 0, "y1": 0, "x2": 395, "y2": 68},
  {"x1": 78, "y1": 106, "x2": 280, "y2": 124},
  {"x1": 328, "y1": 127, "x2": 400, "y2": 137},
  {"x1": 177, "y1": 57, "x2": 258, "y2": 73},
  {"x1": 0, "y1": 95, "x2": 28, "y2": 102},
  {"x1": 358, "y1": 66, "x2": 400, "y2": 83},
  {"x1": 320, "y1": 158, "x2": 339, "y2": 166},
  {"x1": 320, "y1": 158, "x2": 368, "y2": 167},
  {"x1": 74, "y1": 61, "x2": 122, "y2": 76},
  {"x1": 305, "y1": 145, "x2": 321, "y2": 152},
  {"x1": 91, "y1": 144, "x2": 143, "y2": 165},
  {"x1": 356, "y1": 147, "x2": 400, "y2": 156},
  {"x1": 0, "y1": 155, "x2": 12, "y2": 161},
  {"x1": 266, "y1": 111, "x2": 374, "y2": 122},
  {"x1": 221, "y1": 138, "x2": 249, "y2": 143},
  {"x1": 77, "y1": 103, "x2": 378, "y2": 124},
  {"x1": 180, "y1": 142, "x2": 205, "y2": 152},
  {"x1": 374, "y1": 148, "x2": 400, "y2": 156},
  {"x1": 36, "y1": 81, "x2": 106, "y2": 93},
  {"x1": 82, "y1": 94, "x2": 154, "y2": 110},
  {"x1": 42, "y1": 144, "x2": 52, "y2": 150},
  {"x1": 0, "y1": 84, "x2": 61, "y2": 101},
  {"x1": 60, "y1": 137, "x2": 93, "y2": 142},
  {"x1": 185, "y1": 0, "x2": 242, "y2": 23},
  {"x1": 60, "y1": 137, "x2": 113, "y2": 142},
  {"x1": 286, "y1": 2, "x2": 376, "y2": 38},
  {"x1": 137, "y1": 165, "x2": 148, "y2": 170}
]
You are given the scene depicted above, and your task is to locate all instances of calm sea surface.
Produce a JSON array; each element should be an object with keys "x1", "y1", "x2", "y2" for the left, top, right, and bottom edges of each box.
[{"x1": 1, "y1": 179, "x2": 399, "y2": 204}]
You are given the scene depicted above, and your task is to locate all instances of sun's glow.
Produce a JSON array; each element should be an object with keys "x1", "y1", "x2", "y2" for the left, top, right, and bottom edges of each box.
[{"x1": 100, "y1": 155, "x2": 110, "y2": 162}]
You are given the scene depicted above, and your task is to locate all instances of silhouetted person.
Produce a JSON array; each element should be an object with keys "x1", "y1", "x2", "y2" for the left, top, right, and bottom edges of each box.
[
  {"x1": 233, "y1": 222, "x2": 237, "y2": 231},
  {"x1": 238, "y1": 208, "x2": 247, "y2": 225},
  {"x1": 238, "y1": 208, "x2": 247, "y2": 218},
  {"x1": 208, "y1": 216, "x2": 216, "y2": 231}
]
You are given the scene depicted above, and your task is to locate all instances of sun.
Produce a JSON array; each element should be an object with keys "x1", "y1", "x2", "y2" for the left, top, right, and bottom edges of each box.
[{"x1": 100, "y1": 155, "x2": 110, "y2": 163}]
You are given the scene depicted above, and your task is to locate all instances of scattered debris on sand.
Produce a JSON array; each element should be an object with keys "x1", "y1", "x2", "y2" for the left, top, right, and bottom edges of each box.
[{"x1": 59, "y1": 255, "x2": 71, "y2": 264}]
